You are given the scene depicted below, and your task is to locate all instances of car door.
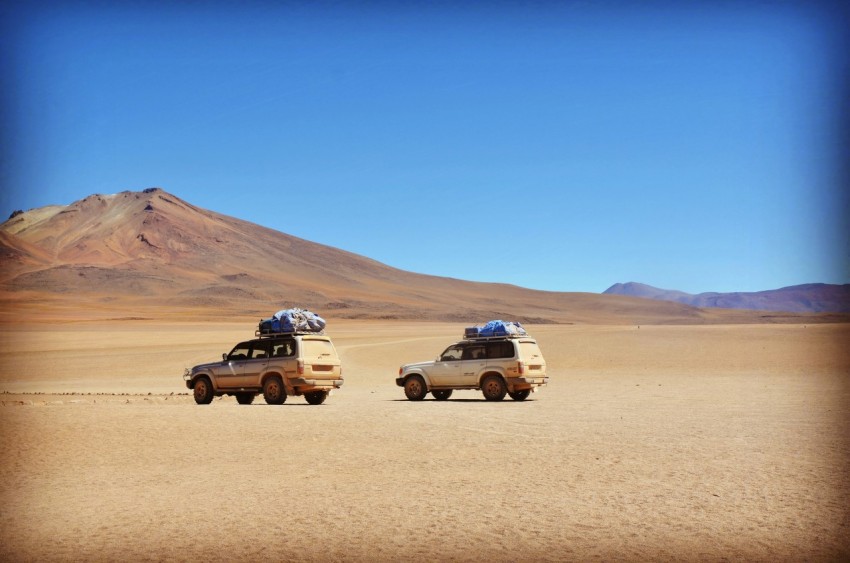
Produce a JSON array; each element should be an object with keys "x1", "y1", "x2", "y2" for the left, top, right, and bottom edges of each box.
[
  {"x1": 212, "y1": 341, "x2": 252, "y2": 388},
  {"x1": 430, "y1": 344, "x2": 464, "y2": 386},
  {"x1": 460, "y1": 344, "x2": 486, "y2": 386},
  {"x1": 240, "y1": 340, "x2": 271, "y2": 387},
  {"x1": 268, "y1": 338, "x2": 297, "y2": 380},
  {"x1": 485, "y1": 340, "x2": 517, "y2": 378}
]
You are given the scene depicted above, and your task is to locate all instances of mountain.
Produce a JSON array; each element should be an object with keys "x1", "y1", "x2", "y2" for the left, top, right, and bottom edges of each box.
[
  {"x1": 603, "y1": 282, "x2": 850, "y2": 314},
  {"x1": 0, "y1": 188, "x2": 836, "y2": 324}
]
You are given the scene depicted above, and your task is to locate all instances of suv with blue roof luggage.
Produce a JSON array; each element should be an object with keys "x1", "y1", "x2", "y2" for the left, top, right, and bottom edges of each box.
[{"x1": 396, "y1": 321, "x2": 548, "y2": 401}]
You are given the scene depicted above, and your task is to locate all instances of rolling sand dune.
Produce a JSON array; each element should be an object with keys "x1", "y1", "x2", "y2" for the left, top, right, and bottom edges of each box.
[{"x1": 1, "y1": 320, "x2": 848, "y2": 561}]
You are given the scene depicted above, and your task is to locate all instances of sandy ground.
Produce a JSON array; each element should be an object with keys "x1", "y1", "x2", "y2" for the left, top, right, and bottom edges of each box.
[{"x1": 1, "y1": 321, "x2": 848, "y2": 561}]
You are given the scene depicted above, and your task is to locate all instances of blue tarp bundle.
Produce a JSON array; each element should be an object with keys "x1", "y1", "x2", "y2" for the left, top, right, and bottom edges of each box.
[
  {"x1": 468, "y1": 320, "x2": 527, "y2": 338},
  {"x1": 269, "y1": 308, "x2": 326, "y2": 333}
]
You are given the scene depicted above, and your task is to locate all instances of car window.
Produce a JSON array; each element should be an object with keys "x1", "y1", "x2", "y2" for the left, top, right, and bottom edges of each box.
[
  {"x1": 486, "y1": 341, "x2": 515, "y2": 359},
  {"x1": 270, "y1": 339, "x2": 295, "y2": 358},
  {"x1": 461, "y1": 345, "x2": 485, "y2": 360},
  {"x1": 250, "y1": 340, "x2": 271, "y2": 359},
  {"x1": 440, "y1": 345, "x2": 463, "y2": 361},
  {"x1": 227, "y1": 342, "x2": 252, "y2": 361}
]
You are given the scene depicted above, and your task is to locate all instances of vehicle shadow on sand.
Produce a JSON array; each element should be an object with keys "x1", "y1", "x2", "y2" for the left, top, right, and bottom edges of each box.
[{"x1": 387, "y1": 398, "x2": 537, "y2": 403}]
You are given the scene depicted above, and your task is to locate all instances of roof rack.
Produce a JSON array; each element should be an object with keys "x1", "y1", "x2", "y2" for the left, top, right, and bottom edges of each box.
[
  {"x1": 255, "y1": 329, "x2": 325, "y2": 338},
  {"x1": 463, "y1": 334, "x2": 528, "y2": 341}
]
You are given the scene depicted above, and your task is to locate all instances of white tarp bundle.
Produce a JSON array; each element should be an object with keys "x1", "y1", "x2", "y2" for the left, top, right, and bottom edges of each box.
[{"x1": 271, "y1": 308, "x2": 326, "y2": 333}]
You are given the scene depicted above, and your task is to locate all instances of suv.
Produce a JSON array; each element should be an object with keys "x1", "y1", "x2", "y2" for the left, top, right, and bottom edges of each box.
[
  {"x1": 396, "y1": 335, "x2": 547, "y2": 401},
  {"x1": 184, "y1": 333, "x2": 343, "y2": 405}
]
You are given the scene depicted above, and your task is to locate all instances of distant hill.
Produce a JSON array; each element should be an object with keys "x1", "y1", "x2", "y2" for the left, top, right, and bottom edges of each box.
[
  {"x1": 603, "y1": 282, "x2": 850, "y2": 313},
  {"x1": 0, "y1": 188, "x2": 840, "y2": 324}
]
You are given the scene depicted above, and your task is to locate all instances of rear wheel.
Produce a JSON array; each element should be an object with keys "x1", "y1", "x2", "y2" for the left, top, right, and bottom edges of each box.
[
  {"x1": 263, "y1": 376, "x2": 286, "y2": 405},
  {"x1": 481, "y1": 375, "x2": 507, "y2": 401},
  {"x1": 193, "y1": 377, "x2": 214, "y2": 405},
  {"x1": 508, "y1": 389, "x2": 531, "y2": 401},
  {"x1": 404, "y1": 375, "x2": 427, "y2": 401},
  {"x1": 305, "y1": 391, "x2": 328, "y2": 405},
  {"x1": 431, "y1": 389, "x2": 453, "y2": 401},
  {"x1": 235, "y1": 392, "x2": 256, "y2": 405}
]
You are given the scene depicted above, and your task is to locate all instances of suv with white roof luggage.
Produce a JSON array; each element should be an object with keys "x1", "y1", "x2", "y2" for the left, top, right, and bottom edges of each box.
[{"x1": 183, "y1": 309, "x2": 342, "y2": 405}]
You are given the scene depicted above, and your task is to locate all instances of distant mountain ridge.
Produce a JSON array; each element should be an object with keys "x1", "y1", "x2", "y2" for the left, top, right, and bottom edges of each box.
[
  {"x1": 0, "y1": 188, "x2": 843, "y2": 324},
  {"x1": 603, "y1": 282, "x2": 850, "y2": 313}
]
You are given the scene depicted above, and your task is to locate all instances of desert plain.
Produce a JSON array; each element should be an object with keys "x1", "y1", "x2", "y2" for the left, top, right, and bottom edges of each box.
[{"x1": 0, "y1": 319, "x2": 848, "y2": 562}]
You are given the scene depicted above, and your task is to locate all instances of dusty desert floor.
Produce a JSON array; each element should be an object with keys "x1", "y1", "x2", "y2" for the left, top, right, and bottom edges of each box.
[{"x1": 1, "y1": 320, "x2": 849, "y2": 561}]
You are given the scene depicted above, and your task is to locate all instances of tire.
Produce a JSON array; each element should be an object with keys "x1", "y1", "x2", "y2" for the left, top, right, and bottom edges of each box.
[
  {"x1": 235, "y1": 392, "x2": 256, "y2": 405},
  {"x1": 305, "y1": 391, "x2": 328, "y2": 405},
  {"x1": 263, "y1": 376, "x2": 287, "y2": 405},
  {"x1": 508, "y1": 389, "x2": 531, "y2": 401},
  {"x1": 404, "y1": 375, "x2": 427, "y2": 401},
  {"x1": 193, "y1": 377, "x2": 214, "y2": 405},
  {"x1": 481, "y1": 375, "x2": 507, "y2": 401},
  {"x1": 431, "y1": 389, "x2": 453, "y2": 401}
]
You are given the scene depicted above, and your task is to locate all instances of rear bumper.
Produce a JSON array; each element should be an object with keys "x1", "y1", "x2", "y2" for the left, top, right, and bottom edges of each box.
[
  {"x1": 395, "y1": 377, "x2": 405, "y2": 387},
  {"x1": 510, "y1": 377, "x2": 548, "y2": 387},
  {"x1": 291, "y1": 378, "x2": 344, "y2": 389}
]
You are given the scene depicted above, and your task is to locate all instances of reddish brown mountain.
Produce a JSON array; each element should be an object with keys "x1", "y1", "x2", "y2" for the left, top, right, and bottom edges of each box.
[{"x1": 0, "y1": 189, "x2": 834, "y2": 323}]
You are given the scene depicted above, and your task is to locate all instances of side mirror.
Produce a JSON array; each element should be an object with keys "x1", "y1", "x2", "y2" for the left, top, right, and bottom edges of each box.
[{"x1": 222, "y1": 353, "x2": 227, "y2": 361}]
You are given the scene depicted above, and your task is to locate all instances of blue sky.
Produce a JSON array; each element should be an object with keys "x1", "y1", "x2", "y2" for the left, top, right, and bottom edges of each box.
[{"x1": 2, "y1": 0, "x2": 848, "y2": 294}]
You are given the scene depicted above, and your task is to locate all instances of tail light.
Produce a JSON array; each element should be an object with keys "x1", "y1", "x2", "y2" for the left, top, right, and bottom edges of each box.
[
  {"x1": 517, "y1": 361, "x2": 524, "y2": 375},
  {"x1": 399, "y1": 366, "x2": 403, "y2": 376},
  {"x1": 297, "y1": 360, "x2": 304, "y2": 375}
]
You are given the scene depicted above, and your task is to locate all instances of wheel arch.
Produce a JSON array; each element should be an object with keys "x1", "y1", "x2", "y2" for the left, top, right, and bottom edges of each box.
[
  {"x1": 260, "y1": 370, "x2": 283, "y2": 381},
  {"x1": 261, "y1": 370, "x2": 287, "y2": 390},
  {"x1": 477, "y1": 370, "x2": 506, "y2": 388},
  {"x1": 404, "y1": 370, "x2": 431, "y2": 391},
  {"x1": 191, "y1": 372, "x2": 217, "y2": 392}
]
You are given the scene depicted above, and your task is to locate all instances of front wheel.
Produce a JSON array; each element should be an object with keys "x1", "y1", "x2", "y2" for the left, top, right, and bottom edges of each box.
[
  {"x1": 481, "y1": 375, "x2": 507, "y2": 401},
  {"x1": 431, "y1": 389, "x2": 453, "y2": 401},
  {"x1": 193, "y1": 377, "x2": 214, "y2": 405},
  {"x1": 508, "y1": 389, "x2": 531, "y2": 401},
  {"x1": 263, "y1": 376, "x2": 287, "y2": 405},
  {"x1": 305, "y1": 391, "x2": 328, "y2": 405},
  {"x1": 404, "y1": 375, "x2": 427, "y2": 401}
]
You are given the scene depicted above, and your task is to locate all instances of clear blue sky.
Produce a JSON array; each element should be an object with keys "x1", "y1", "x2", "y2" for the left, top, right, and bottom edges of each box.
[{"x1": 2, "y1": 0, "x2": 848, "y2": 294}]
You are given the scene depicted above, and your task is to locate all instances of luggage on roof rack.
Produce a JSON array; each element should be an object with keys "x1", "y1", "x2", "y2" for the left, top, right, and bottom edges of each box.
[
  {"x1": 258, "y1": 318, "x2": 275, "y2": 334},
  {"x1": 257, "y1": 308, "x2": 326, "y2": 336},
  {"x1": 464, "y1": 320, "x2": 527, "y2": 339},
  {"x1": 255, "y1": 329, "x2": 324, "y2": 338}
]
